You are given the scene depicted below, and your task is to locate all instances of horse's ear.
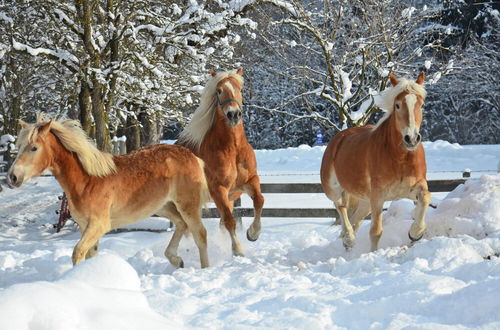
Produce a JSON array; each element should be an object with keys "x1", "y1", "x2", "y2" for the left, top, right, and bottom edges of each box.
[
  {"x1": 38, "y1": 121, "x2": 52, "y2": 137},
  {"x1": 416, "y1": 72, "x2": 425, "y2": 85},
  {"x1": 236, "y1": 67, "x2": 244, "y2": 76},
  {"x1": 209, "y1": 69, "x2": 217, "y2": 77},
  {"x1": 389, "y1": 73, "x2": 399, "y2": 86},
  {"x1": 18, "y1": 119, "x2": 29, "y2": 128}
]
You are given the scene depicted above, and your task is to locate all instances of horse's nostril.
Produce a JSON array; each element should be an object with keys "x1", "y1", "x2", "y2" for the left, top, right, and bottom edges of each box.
[
  {"x1": 404, "y1": 135, "x2": 411, "y2": 144},
  {"x1": 416, "y1": 134, "x2": 422, "y2": 142},
  {"x1": 236, "y1": 111, "x2": 242, "y2": 119},
  {"x1": 10, "y1": 174, "x2": 17, "y2": 184}
]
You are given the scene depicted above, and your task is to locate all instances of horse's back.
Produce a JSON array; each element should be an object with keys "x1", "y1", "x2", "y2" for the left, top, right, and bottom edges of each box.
[
  {"x1": 104, "y1": 144, "x2": 207, "y2": 227},
  {"x1": 115, "y1": 144, "x2": 202, "y2": 176}
]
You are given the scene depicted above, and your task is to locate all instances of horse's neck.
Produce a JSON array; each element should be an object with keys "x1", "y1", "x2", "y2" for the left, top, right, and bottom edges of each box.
[
  {"x1": 205, "y1": 108, "x2": 246, "y2": 148},
  {"x1": 48, "y1": 134, "x2": 91, "y2": 198},
  {"x1": 374, "y1": 115, "x2": 410, "y2": 160}
]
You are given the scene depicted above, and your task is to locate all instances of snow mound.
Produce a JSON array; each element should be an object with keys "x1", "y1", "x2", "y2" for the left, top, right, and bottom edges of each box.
[
  {"x1": 0, "y1": 254, "x2": 177, "y2": 330},
  {"x1": 62, "y1": 253, "x2": 141, "y2": 290},
  {"x1": 426, "y1": 174, "x2": 500, "y2": 239}
]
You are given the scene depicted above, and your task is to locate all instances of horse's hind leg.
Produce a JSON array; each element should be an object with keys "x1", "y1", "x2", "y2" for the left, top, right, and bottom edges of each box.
[
  {"x1": 156, "y1": 202, "x2": 188, "y2": 268},
  {"x1": 244, "y1": 176, "x2": 264, "y2": 242},
  {"x1": 335, "y1": 192, "x2": 356, "y2": 250},
  {"x1": 176, "y1": 201, "x2": 209, "y2": 269},
  {"x1": 409, "y1": 182, "x2": 431, "y2": 242},
  {"x1": 349, "y1": 198, "x2": 371, "y2": 233},
  {"x1": 211, "y1": 185, "x2": 244, "y2": 257},
  {"x1": 332, "y1": 197, "x2": 362, "y2": 226}
]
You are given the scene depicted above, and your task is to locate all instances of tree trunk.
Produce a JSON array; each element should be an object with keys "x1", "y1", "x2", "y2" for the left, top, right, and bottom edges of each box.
[
  {"x1": 91, "y1": 82, "x2": 111, "y2": 152},
  {"x1": 126, "y1": 114, "x2": 141, "y2": 152},
  {"x1": 142, "y1": 111, "x2": 162, "y2": 146},
  {"x1": 78, "y1": 81, "x2": 93, "y2": 136}
]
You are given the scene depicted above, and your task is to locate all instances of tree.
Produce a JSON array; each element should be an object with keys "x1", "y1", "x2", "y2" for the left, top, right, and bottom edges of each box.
[
  {"x1": 1, "y1": 0, "x2": 258, "y2": 151},
  {"x1": 243, "y1": 0, "x2": 453, "y2": 145}
]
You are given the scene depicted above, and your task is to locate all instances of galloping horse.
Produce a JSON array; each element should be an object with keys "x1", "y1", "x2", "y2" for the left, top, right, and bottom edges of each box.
[
  {"x1": 321, "y1": 72, "x2": 429, "y2": 251},
  {"x1": 178, "y1": 68, "x2": 264, "y2": 257},
  {"x1": 7, "y1": 115, "x2": 210, "y2": 268}
]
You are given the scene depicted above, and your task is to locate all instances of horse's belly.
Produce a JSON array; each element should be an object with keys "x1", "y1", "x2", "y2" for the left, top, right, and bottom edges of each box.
[
  {"x1": 382, "y1": 177, "x2": 420, "y2": 201},
  {"x1": 109, "y1": 199, "x2": 167, "y2": 229}
]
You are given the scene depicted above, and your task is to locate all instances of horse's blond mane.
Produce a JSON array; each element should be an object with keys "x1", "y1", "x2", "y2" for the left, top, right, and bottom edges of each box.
[
  {"x1": 17, "y1": 114, "x2": 116, "y2": 177},
  {"x1": 373, "y1": 78, "x2": 427, "y2": 129},
  {"x1": 178, "y1": 69, "x2": 244, "y2": 150}
]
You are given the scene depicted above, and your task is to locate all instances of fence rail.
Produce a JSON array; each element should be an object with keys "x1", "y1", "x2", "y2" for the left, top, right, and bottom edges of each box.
[
  {"x1": 201, "y1": 178, "x2": 467, "y2": 219},
  {"x1": 0, "y1": 168, "x2": 469, "y2": 224}
]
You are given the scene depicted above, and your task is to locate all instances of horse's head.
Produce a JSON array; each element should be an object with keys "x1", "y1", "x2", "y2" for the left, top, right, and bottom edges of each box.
[
  {"x1": 212, "y1": 67, "x2": 244, "y2": 127},
  {"x1": 7, "y1": 120, "x2": 53, "y2": 188},
  {"x1": 390, "y1": 72, "x2": 426, "y2": 151}
]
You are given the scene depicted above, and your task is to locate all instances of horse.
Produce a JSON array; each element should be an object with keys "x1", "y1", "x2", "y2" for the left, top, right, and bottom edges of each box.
[
  {"x1": 177, "y1": 68, "x2": 264, "y2": 257},
  {"x1": 7, "y1": 115, "x2": 210, "y2": 268},
  {"x1": 320, "y1": 72, "x2": 430, "y2": 252}
]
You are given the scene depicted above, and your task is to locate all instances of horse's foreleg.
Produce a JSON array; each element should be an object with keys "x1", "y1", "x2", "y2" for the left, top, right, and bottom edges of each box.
[
  {"x1": 85, "y1": 241, "x2": 99, "y2": 259},
  {"x1": 72, "y1": 219, "x2": 109, "y2": 265},
  {"x1": 75, "y1": 221, "x2": 99, "y2": 259},
  {"x1": 244, "y1": 176, "x2": 264, "y2": 242},
  {"x1": 369, "y1": 196, "x2": 384, "y2": 252},
  {"x1": 211, "y1": 185, "x2": 244, "y2": 257},
  {"x1": 409, "y1": 182, "x2": 431, "y2": 242}
]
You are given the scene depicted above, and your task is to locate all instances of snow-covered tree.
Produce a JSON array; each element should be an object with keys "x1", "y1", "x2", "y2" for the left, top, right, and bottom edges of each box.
[
  {"x1": 1, "y1": 0, "x2": 258, "y2": 151},
  {"x1": 245, "y1": 0, "x2": 454, "y2": 142}
]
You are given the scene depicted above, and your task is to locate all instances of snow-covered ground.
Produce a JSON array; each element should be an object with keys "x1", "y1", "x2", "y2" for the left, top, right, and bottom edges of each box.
[{"x1": 0, "y1": 140, "x2": 499, "y2": 329}]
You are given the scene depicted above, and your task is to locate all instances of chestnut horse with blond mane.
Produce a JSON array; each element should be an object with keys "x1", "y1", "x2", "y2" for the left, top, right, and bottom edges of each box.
[
  {"x1": 178, "y1": 68, "x2": 264, "y2": 257},
  {"x1": 7, "y1": 115, "x2": 210, "y2": 268},
  {"x1": 321, "y1": 72, "x2": 430, "y2": 251}
]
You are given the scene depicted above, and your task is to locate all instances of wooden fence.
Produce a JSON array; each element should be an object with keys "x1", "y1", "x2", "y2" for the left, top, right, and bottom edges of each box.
[{"x1": 201, "y1": 178, "x2": 467, "y2": 220}]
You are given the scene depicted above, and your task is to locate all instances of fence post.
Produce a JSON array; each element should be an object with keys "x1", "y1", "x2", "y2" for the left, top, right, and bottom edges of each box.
[
  {"x1": 5, "y1": 149, "x2": 15, "y2": 171},
  {"x1": 462, "y1": 169, "x2": 471, "y2": 178},
  {"x1": 111, "y1": 137, "x2": 118, "y2": 155},
  {"x1": 234, "y1": 197, "x2": 242, "y2": 228},
  {"x1": 118, "y1": 136, "x2": 127, "y2": 155}
]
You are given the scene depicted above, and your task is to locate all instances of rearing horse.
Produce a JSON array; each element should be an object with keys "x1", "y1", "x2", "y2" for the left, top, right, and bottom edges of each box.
[
  {"x1": 178, "y1": 68, "x2": 264, "y2": 256},
  {"x1": 321, "y1": 72, "x2": 430, "y2": 251}
]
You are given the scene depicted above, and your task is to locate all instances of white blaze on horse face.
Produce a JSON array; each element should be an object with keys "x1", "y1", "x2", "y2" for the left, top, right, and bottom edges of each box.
[
  {"x1": 224, "y1": 80, "x2": 236, "y2": 96},
  {"x1": 402, "y1": 94, "x2": 419, "y2": 141},
  {"x1": 7, "y1": 144, "x2": 34, "y2": 187}
]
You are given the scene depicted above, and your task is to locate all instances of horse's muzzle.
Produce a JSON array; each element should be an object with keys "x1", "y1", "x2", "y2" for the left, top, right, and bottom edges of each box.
[
  {"x1": 7, "y1": 170, "x2": 23, "y2": 188},
  {"x1": 226, "y1": 110, "x2": 242, "y2": 127},
  {"x1": 403, "y1": 133, "x2": 422, "y2": 151}
]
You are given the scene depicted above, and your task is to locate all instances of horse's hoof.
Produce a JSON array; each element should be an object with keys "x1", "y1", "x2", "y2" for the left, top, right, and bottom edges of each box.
[
  {"x1": 233, "y1": 250, "x2": 245, "y2": 257},
  {"x1": 246, "y1": 229, "x2": 259, "y2": 242},
  {"x1": 408, "y1": 231, "x2": 424, "y2": 242}
]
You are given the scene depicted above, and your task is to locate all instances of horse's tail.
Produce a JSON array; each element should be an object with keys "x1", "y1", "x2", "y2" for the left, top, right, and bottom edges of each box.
[{"x1": 195, "y1": 156, "x2": 212, "y2": 207}]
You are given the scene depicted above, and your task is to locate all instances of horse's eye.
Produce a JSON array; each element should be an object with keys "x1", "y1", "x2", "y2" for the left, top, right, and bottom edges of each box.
[
  {"x1": 30, "y1": 146, "x2": 38, "y2": 152},
  {"x1": 395, "y1": 104, "x2": 400, "y2": 110},
  {"x1": 216, "y1": 88, "x2": 222, "y2": 95}
]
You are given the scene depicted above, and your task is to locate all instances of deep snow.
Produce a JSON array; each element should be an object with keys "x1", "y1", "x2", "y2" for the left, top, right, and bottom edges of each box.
[{"x1": 0, "y1": 141, "x2": 499, "y2": 329}]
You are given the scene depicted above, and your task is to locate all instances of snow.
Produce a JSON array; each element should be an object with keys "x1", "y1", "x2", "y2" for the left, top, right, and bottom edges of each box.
[
  {"x1": 1, "y1": 142, "x2": 500, "y2": 329},
  {"x1": 350, "y1": 97, "x2": 372, "y2": 121}
]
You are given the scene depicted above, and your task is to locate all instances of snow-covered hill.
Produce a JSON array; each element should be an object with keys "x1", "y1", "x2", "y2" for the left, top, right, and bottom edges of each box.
[{"x1": 0, "y1": 141, "x2": 499, "y2": 329}]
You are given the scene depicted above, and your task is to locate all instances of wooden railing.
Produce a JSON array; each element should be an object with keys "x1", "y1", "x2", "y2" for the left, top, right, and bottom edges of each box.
[{"x1": 201, "y1": 178, "x2": 467, "y2": 219}]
